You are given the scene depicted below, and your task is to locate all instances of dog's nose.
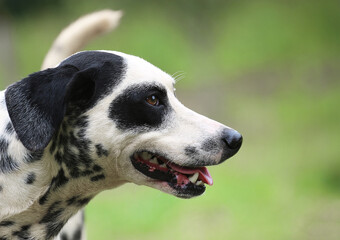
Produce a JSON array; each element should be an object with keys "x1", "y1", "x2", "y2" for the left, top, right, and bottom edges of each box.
[
  {"x1": 220, "y1": 128, "x2": 242, "y2": 162},
  {"x1": 223, "y1": 128, "x2": 243, "y2": 149}
]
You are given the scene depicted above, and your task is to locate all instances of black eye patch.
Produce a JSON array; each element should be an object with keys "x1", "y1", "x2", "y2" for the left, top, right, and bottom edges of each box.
[{"x1": 108, "y1": 84, "x2": 172, "y2": 131}]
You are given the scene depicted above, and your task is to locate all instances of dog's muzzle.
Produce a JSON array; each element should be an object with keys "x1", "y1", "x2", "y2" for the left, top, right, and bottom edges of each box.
[{"x1": 129, "y1": 127, "x2": 242, "y2": 198}]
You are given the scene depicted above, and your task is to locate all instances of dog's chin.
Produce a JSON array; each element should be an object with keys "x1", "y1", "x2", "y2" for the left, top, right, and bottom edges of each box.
[{"x1": 130, "y1": 151, "x2": 214, "y2": 198}]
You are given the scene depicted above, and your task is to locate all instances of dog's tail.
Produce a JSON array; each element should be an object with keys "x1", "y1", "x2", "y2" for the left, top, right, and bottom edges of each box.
[{"x1": 41, "y1": 9, "x2": 123, "y2": 70}]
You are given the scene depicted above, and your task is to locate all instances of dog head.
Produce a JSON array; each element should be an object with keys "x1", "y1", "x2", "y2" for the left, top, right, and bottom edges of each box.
[{"x1": 5, "y1": 51, "x2": 242, "y2": 199}]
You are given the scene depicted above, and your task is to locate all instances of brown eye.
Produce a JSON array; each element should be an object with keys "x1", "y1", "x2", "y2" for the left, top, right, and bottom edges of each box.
[{"x1": 146, "y1": 95, "x2": 159, "y2": 106}]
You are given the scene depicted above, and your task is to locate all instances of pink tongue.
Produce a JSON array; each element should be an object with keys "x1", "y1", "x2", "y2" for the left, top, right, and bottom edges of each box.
[{"x1": 167, "y1": 163, "x2": 213, "y2": 186}]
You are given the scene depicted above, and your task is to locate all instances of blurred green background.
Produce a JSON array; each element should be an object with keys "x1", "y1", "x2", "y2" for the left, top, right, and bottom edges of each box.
[{"x1": 1, "y1": 0, "x2": 339, "y2": 239}]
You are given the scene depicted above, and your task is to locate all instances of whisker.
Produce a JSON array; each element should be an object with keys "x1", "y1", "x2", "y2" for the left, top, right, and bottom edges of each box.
[
  {"x1": 172, "y1": 71, "x2": 186, "y2": 83},
  {"x1": 171, "y1": 71, "x2": 184, "y2": 78}
]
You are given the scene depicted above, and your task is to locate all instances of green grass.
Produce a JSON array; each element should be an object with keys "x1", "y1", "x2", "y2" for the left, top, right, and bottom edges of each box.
[{"x1": 1, "y1": 0, "x2": 339, "y2": 239}]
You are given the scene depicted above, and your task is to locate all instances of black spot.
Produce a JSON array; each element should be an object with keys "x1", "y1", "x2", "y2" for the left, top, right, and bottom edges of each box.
[
  {"x1": 0, "y1": 139, "x2": 9, "y2": 152},
  {"x1": 40, "y1": 201, "x2": 67, "y2": 238},
  {"x1": 60, "y1": 233, "x2": 69, "y2": 240},
  {"x1": 0, "y1": 185, "x2": 2, "y2": 192},
  {"x1": 90, "y1": 174, "x2": 105, "y2": 182},
  {"x1": 183, "y1": 146, "x2": 210, "y2": 166},
  {"x1": 201, "y1": 138, "x2": 220, "y2": 153},
  {"x1": 53, "y1": 169, "x2": 69, "y2": 190},
  {"x1": 0, "y1": 221, "x2": 14, "y2": 226},
  {"x1": 74, "y1": 115, "x2": 88, "y2": 129},
  {"x1": 39, "y1": 188, "x2": 50, "y2": 205},
  {"x1": 69, "y1": 169, "x2": 80, "y2": 178},
  {"x1": 45, "y1": 221, "x2": 66, "y2": 239},
  {"x1": 40, "y1": 201, "x2": 63, "y2": 223},
  {"x1": 66, "y1": 196, "x2": 80, "y2": 206},
  {"x1": 109, "y1": 84, "x2": 172, "y2": 131},
  {"x1": 72, "y1": 225, "x2": 83, "y2": 240},
  {"x1": 0, "y1": 139, "x2": 19, "y2": 173},
  {"x1": 76, "y1": 144, "x2": 92, "y2": 167},
  {"x1": 95, "y1": 144, "x2": 108, "y2": 157},
  {"x1": 93, "y1": 164, "x2": 103, "y2": 172},
  {"x1": 185, "y1": 146, "x2": 198, "y2": 156},
  {"x1": 25, "y1": 172, "x2": 36, "y2": 184},
  {"x1": 5, "y1": 122, "x2": 14, "y2": 135},
  {"x1": 12, "y1": 225, "x2": 31, "y2": 239},
  {"x1": 39, "y1": 169, "x2": 69, "y2": 205},
  {"x1": 77, "y1": 128, "x2": 86, "y2": 139},
  {"x1": 80, "y1": 170, "x2": 94, "y2": 176},
  {"x1": 54, "y1": 151, "x2": 63, "y2": 165},
  {"x1": 76, "y1": 197, "x2": 91, "y2": 207}
]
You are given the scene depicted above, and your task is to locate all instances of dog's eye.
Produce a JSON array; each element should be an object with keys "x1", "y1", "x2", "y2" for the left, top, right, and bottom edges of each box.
[{"x1": 146, "y1": 95, "x2": 159, "y2": 106}]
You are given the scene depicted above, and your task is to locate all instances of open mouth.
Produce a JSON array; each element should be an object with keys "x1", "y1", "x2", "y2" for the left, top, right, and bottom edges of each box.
[{"x1": 130, "y1": 151, "x2": 213, "y2": 198}]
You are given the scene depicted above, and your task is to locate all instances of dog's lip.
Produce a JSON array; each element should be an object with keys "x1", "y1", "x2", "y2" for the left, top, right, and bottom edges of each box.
[{"x1": 131, "y1": 151, "x2": 213, "y2": 186}]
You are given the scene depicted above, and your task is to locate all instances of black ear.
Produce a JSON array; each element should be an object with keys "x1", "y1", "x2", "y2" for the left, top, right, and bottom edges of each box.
[{"x1": 5, "y1": 65, "x2": 98, "y2": 151}]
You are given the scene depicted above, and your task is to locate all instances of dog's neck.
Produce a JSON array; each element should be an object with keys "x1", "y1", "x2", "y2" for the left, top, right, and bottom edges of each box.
[{"x1": 0, "y1": 96, "x2": 124, "y2": 239}]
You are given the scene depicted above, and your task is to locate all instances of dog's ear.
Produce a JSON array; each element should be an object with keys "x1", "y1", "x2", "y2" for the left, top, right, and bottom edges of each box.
[{"x1": 5, "y1": 64, "x2": 98, "y2": 151}]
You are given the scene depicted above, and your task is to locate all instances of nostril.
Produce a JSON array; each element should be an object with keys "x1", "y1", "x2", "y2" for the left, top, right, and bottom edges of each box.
[{"x1": 222, "y1": 128, "x2": 243, "y2": 150}]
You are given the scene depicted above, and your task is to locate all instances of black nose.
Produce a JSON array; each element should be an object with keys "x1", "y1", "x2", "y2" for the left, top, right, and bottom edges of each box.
[
  {"x1": 220, "y1": 128, "x2": 243, "y2": 162},
  {"x1": 223, "y1": 128, "x2": 243, "y2": 149}
]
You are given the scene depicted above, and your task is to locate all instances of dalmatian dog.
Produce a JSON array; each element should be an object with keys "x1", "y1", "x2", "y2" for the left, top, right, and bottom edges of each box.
[{"x1": 0, "y1": 10, "x2": 242, "y2": 240}]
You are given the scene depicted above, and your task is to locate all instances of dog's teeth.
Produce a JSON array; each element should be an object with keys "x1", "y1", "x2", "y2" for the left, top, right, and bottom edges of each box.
[
  {"x1": 141, "y1": 152, "x2": 152, "y2": 160},
  {"x1": 189, "y1": 173, "x2": 199, "y2": 183},
  {"x1": 196, "y1": 180, "x2": 204, "y2": 186},
  {"x1": 149, "y1": 158, "x2": 158, "y2": 164}
]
